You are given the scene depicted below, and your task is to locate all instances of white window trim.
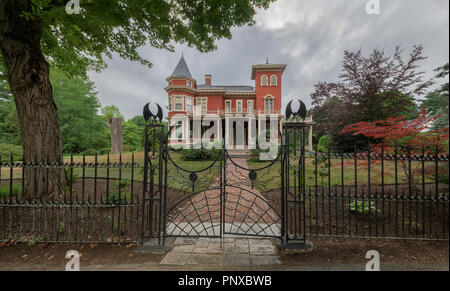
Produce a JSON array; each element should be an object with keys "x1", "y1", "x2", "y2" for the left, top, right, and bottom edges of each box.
[
  {"x1": 261, "y1": 75, "x2": 268, "y2": 86},
  {"x1": 270, "y1": 75, "x2": 277, "y2": 86},
  {"x1": 174, "y1": 96, "x2": 184, "y2": 112},
  {"x1": 186, "y1": 97, "x2": 193, "y2": 113},
  {"x1": 247, "y1": 100, "x2": 254, "y2": 113},
  {"x1": 236, "y1": 100, "x2": 243, "y2": 113},
  {"x1": 168, "y1": 96, "x2": 173, "y2": 112},
  {"x1": 225, "y1": 100, "x2": 232, "y2": 113},
  {"x1": 196, "y1": 97, "x2": 208, "y2": 114},
  {"x1": 264, "y1": 95, "x2": 274, "y2": 114}
]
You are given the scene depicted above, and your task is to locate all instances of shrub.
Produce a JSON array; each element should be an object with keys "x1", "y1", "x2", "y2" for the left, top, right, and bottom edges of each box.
[
  {"x1": 181, "y1": 142, "x2": 221, "y2": 161},
  {"x1": 432, "y1": 164, "x2": 449, "y2": 185},
  {"x1": 350, "y1": 200, "x2": 378, "y2": 215},
  {"x1": 107, "y1": 180, "x2": 131, "y2": 204},
  {"x1": 317, "y1": 135, "x2": 331, "y2": 152}
]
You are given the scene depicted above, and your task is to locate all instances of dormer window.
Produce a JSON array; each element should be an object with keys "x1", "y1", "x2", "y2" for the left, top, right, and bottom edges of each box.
[
  {"x1": 169, "y1": 80, "x2": 172, "y2": 85},
  {"x1": 261, "y1": 75, "x2": 268, "y2": 86},
  {"x1": 270, "y1": 75, "x2": 277, "y2": 86}
]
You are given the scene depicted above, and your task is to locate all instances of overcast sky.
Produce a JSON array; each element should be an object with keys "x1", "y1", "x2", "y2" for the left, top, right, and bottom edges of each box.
[{"x1": 88, "y1": 0, "x2": 449, "y2": 120}]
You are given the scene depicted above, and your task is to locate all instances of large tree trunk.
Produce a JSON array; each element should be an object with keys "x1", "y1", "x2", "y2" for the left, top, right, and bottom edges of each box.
[
  {"x1": 0, "y1": 0, "x2": 67, "y2": 200},
  {"x1": 105, "y1": 118, "x2": 123, "y2": 154}
]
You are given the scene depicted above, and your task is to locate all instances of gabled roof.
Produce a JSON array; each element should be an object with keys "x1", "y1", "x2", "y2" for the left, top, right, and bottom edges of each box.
[{"x1": 170, "y1": 55, "x2": 192, "y2": 78}]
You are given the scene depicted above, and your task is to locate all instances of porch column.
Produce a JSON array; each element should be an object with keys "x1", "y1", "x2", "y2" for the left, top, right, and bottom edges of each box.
[
  {"x1": 225, "y1": 116, "x2": 232, "y2": 149},
  {"x1": 217, "y1": 118, "x2": 221, "y2": 140}
]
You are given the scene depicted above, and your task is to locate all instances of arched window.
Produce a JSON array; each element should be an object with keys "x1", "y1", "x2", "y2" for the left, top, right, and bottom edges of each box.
[
  {"x1": 261, "y1": 75, "x2": 268, "y2": 86},
  {"x1": 270, "y1": 75, "x2": 277, "y2": 86}
]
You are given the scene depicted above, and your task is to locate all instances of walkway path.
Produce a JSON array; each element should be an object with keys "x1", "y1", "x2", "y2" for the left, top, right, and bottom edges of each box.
[
  {"x1": 166, "y1": 157, "x2": 280, "y2": 237},
  {"x1": 162, "y1": 157, "x2": 282, "y2": 266},
  {"x1": 160, "y1": 237, "x2": 280, "y2": 266}
]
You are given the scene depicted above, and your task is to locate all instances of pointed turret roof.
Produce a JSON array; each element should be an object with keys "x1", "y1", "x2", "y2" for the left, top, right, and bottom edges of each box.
[{"x1": 170, "y1": 55, "x2": 192, "y2": 78}]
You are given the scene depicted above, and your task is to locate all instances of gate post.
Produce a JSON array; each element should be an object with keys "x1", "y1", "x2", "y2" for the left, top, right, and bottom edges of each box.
[
  {"x1": 278, "y1": 100, "x2": 313, "y2": 252},
  {"x1": 136, "y1": 103, "x2": 173, "y2": 253}
]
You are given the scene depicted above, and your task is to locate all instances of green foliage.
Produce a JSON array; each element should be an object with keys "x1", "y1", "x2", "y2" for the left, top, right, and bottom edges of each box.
[
  {"x1": 0, "y1": 144, "x2": 23, "y2": 160},
  {"x1": 311, "y1": 155, "x2": 332, "y2": 186},
  {"x1": 181, "y1": 142, "x2": 220, "y2": 161},
  {"x1": 101, "y1": 105, "x2": 123, "y2": 120},
  {"x1": 350, "y1": 200, "x2": 378, "y2": 215},
  {"x1": 0, "y1": 98, "x2": 21, "y2": 145},
  {"x1": 0, "y1": 67, "x2": 111, "y2": 154},
  {"x1": 0, "y1": 184, "x2": 22, "y2": 198},
  {"x1": 421, "y1": 63, "x2": 449, "y2": 130},
  {"x1": 432, "y1": 164, "x2": 449, "y2": 185},
  {"x1": 123, "y1": 120, "x2": 143, "y2": 152},
  {"x1": 107, "y1": 180, "x2": 131, "y2": 205},
  {"x1": 52, "y1": 70, "x2": 110, "y2": 154},
  {"x1": 18, "y1": 0, "x2": 274, "y2": 79},
  {"x1": 65, "y1": 168, "x2": 80, "y2": 185},
  {"x1": 317, "y1": 135, "x2": 331, "y2": 153}
]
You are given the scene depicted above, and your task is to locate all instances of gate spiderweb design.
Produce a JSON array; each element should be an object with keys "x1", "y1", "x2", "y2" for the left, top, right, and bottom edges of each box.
[
  {"x1": 224, "y1": 186, "x2": 280, "y2": 237},
  {"x1": 166, "y1": 188, "x2": 222, "y2": 237},
  {"x1": 165, "y1": 157, "x2": 281, "y2": 238}
]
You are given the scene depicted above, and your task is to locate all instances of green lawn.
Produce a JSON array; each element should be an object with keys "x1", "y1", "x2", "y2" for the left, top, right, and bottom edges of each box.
[
  {"x1": 0, "y1": 152, "x2": 220, "y2": 193},
  {"x1": 1, "y1": 152, "x2": 443, "y2": 194},
  {"x1": 247, "y1": 157, "x2": 440, "y2": 192}
]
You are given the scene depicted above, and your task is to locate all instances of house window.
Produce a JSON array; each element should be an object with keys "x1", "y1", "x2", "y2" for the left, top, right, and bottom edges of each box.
[
  {"x1": 175, "y1": 96, "x2": 184, "y2": 111},
  {"x1": 270, "y1": 75, "x2": 277, "y2": 86},
  {"x1": 169, "y1": 80, "x2": 172, "y2": 85},
  {"x1": 197, "y1": 98, "x2": 207, "y2": 114},
  {"x1": 175, "y1": 121, "x2": 183, "y2": 139},
  {"x1": 168, "y1": 96, "x2": 173, "y2": 112},
  {"x1": 261, "y1": 75, "x2": 268, "y2": 86},
  {"x1": 187, "y1": 81, "x2": 192, "y2": 87},
  {"x1": 225, "y1": 100, "x2": 232, "y2": 113},
  {"x1": 186, "y1": 97, "x2": 193, "y2": 112},
  {"x1": 264, "y1": 98, "x2": 274, "y2": 114},
  {"x1": 236, "y1": 100, "x2": 243, "y2": 113},
  {"x1": 247, "y1": 100, "x2": 254, "y2": 113}
]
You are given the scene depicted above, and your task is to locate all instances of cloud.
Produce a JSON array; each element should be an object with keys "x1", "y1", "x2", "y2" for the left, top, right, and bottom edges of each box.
[{"x1": 88, "y1": 0, "x2": 449, "y2": 119}]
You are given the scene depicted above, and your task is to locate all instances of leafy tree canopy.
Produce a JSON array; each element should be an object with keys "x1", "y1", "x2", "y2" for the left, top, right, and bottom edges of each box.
[
  {"x1": 310, "y1": 45, "x2": 433, "y2": 151},
  {"x1": 21, "y1": 0, "x2": 274, "y2": 78},
  {"x1": 101, "y1": 105, "x2": 123, "y2": 120},
  {"x1": 421, "y1": 63, "x2": 449, "y2": 130}
]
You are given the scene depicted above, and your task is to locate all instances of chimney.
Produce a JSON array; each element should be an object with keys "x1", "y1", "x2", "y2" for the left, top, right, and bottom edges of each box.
[{"x1": 205, "y1": 74, "x2": 212, "y2": 86}]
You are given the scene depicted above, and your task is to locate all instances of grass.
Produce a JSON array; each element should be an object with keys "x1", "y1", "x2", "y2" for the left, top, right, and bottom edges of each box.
[
  {"x1": 1, "y1": 152, "x2": 445, "y2": 193},
  {"x1": 0, "y1": 184, "x2": 22, "y2": 198},
  {"x1": 0, "y1": 152, "x2": 220, "y2": 193},
  {"x1": 247, "y1": 157, "x2": 441, "y2": 192}
]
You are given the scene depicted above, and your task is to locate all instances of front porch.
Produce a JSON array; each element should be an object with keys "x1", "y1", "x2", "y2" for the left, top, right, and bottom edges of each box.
[{"x1": 168, "y1": 116, "x2": 315, "y2": 151}]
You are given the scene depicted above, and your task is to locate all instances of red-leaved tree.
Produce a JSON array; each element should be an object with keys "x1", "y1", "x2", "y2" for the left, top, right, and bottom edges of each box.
[{"x1": 340, "y1": 109, "x2": 449, "y2": 193}]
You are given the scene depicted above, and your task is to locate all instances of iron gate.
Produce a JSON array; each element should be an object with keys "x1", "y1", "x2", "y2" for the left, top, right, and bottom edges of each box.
[{"x1": 141, "y1": 103, "x2": 308, "y2": 245}]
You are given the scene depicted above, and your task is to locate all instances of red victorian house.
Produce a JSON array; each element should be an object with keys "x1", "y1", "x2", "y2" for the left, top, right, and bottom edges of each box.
[{"x1": 166, "y1": 55, "x2": 286, "y2": 149}]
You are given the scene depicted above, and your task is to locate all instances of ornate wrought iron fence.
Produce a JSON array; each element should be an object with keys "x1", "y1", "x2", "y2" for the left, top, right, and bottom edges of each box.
[
  {"x1": 0, "y1": 153, "x2": 144, "y2": 244},
  {"x1": 297, "y1": 145, "x2": 449, "y2": 241},
  {"x1": 1, "y1": 142, "x2": 448, "y2": 243}
]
